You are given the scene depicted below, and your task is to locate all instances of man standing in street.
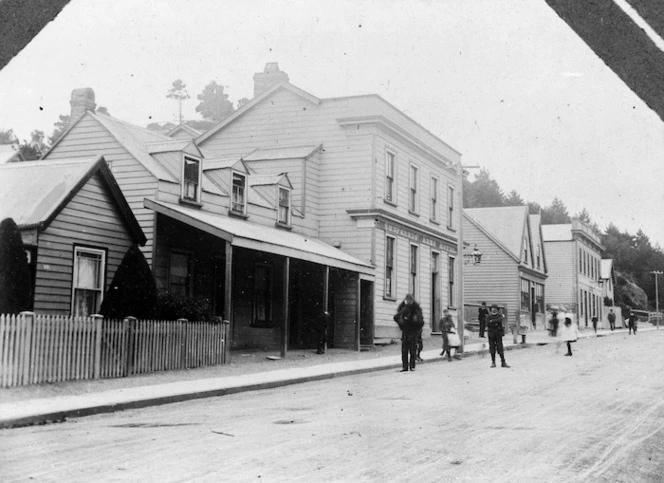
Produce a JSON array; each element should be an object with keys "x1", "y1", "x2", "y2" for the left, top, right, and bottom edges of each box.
[
  {"x1": 393, "y1": 294, "x2": 424, "y2": 372},
  {"x1": 487, "y1": 304, "x2": 510, "y2": 368},
  {"x1": 478, "y1": 301, "x2": 488, "y2": 338},
  {"x1": 315, "y1": 310, "x2": 331, "y2": 354},
  {"x1": 608, "y1": 308, "x2": 616, "y2": 331}
]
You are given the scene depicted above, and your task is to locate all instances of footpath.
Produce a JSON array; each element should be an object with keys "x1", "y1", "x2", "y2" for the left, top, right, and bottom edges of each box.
[{"x1": 0, "y1": 326, "x2": 649, "y2": 429}]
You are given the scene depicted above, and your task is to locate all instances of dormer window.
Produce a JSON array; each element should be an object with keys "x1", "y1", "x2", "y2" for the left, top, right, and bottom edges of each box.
[
  {"x1": 231, "y1": 172, "x2": 247, "y2": 215},
  {"x1": 182, "y1": 156, "x2": 201, "y2": 203},
  {"x1": 523, "y1": 237, "x2": 529, "y2": 264},
  {"x1": 278, "y1": 186, "x2": 291, "y2": 225}
]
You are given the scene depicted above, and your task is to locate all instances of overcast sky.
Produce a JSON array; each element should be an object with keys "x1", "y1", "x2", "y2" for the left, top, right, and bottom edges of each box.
[{"x1": 1, "y1": 0, "x2": 663, "y2": 248}]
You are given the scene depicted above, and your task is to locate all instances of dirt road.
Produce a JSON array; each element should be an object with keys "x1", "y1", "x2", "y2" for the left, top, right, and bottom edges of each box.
[{"x1": 2, "y1": 331, "x2": 663, "y2": 482}]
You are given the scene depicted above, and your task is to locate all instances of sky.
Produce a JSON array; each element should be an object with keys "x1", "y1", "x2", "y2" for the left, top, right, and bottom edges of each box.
[{"x1": 1, "y1": 0, "x2": 663, "y2": 248}]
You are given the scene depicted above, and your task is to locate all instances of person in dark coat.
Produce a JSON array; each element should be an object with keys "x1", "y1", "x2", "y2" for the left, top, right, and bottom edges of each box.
[
  {"x1": 549, "y1": 308, "x2": 560, "y2": 337},
  {"x1": 608, "y1": 309, "x2": 616, "y2": 331},
  {"x1": 439, "y1": 308, "x2": 461, "y2": 361},
  {"x1": 487, "y1": 304, "x2": 510, "y2": 368},
  {"x1": 316, "y1": 310, "x2": 331, "y2": 354},
  {"x1": 478, "y1": 302, "x2": 488, "y2": 338},
  {"x1": 394, "y1": 294, "x2": 424, "y2": 372},
  {"x1": 627, "y1": 310, "x2": 638, "y2": 335}
]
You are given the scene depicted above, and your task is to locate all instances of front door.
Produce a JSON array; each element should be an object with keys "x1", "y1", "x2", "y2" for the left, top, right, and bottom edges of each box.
[{"x1": 360, "y1": 280, "x2": 374, "y2": 346}]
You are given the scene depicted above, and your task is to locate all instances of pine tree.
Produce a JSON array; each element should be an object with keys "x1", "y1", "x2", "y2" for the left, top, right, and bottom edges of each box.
[
  {"x1": 100, "y1": 245, "x2": 158, "y2": 319},
  {"x1": 0, "y1": 218, "x2": 33, "y2": 314}
]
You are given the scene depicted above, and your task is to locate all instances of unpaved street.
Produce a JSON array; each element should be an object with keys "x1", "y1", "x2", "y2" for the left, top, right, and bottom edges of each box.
[{"x1": 2, "y1": 331, "x2": 664, "y2": 482}]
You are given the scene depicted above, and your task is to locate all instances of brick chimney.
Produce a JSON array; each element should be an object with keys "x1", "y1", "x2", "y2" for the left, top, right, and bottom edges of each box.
[
  {"x1": 70, "y1": 87, "x2": 97, "y2": 119},
  {"x1": 253, "y1": 63, "x2": 289, "y2": 97}
]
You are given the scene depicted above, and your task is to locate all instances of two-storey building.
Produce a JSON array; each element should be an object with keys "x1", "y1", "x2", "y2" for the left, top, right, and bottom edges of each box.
[
  {"x1": 195, "y1": 64, "x2": 465, "y2": 342},
  {"x1": 542, "y1": 219, "x2": 605, "y2": 328}
]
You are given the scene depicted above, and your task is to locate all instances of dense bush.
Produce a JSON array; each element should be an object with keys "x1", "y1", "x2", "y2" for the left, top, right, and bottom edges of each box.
[
  {"x1": 100, "y1": 245, "x2": 158, "y2": 319},
  {"x1": 156, "y1": 294, "x2": 216, "y2": 322},
  {"x1": 0, "y1": 218, "x2": 32, "y2": 314}
]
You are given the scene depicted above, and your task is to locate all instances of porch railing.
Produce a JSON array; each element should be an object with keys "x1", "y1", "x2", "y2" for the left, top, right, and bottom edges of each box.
[{"x1": 0, "y1": 312, "x2": 228, "y2": 388}]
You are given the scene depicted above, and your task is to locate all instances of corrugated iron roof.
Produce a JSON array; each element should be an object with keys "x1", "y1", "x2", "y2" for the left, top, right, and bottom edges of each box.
[
  {"x1": 145, "y1": 199, "x2": 374, "y2": 275},
  {"x1": 542, "y1": 224, "x2": 573, "y2": 241},
  {"x1": 0, "y1": 144, "x2": 23, "y2": 163},
  {"x1": 0, "y1": 158, "x2": 100, "y2": 226},
  {"x1": 249, "y1": 174, "x2": 288, "y2": 186},
  {"x1": 243, "y1": 145, "x2": 321, "y2": 161},
  {"x1": 465, "y1": 206, "x2": 528, "y2": 258},
  {"x1": 203, "y1": 157, "x2": 243, "y2": 171},
  {"x1": 92, "y1": 113, "x2": 177, "y2": 182}
]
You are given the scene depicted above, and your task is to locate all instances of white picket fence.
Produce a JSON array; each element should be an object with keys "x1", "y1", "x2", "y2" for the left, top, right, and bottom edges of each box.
[{"x1": 0, "y1": 312, "x2": 228, "y2": 388}]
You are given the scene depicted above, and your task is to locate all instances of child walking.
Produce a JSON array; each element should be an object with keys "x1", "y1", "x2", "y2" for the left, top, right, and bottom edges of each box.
[{"x1": 559, "y1": 316, "x2": 580, "y2": 356}]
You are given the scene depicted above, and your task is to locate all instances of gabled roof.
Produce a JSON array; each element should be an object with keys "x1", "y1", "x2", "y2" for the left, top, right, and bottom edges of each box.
[
  {"x1": 0, "y1": 156, "x2": 145, "y2": 244},
  {"x1": 248, "y1": 173, "x2": 292, "y2": 188},
  {"x1": 196, "y1": 82, "x2": 321, "y2": 145},
  {"x1": 464, "y1": 206, "x2": 529, "y2": 260},
  {"x1": 202, "y1": 156, "x2": 246, "y2": 171},
  {"x1": 243, "y1": 145, "x2": 322, "y2": 161},
  {"x1": 542, "y1": 224, "x2": 573, "y2": 241},
  {"x1": 145, "y1": 139, "x2": 193, "y2": 154},
  {"x1": 166, "y1": 123, "x2": 202, "y2": 138}
]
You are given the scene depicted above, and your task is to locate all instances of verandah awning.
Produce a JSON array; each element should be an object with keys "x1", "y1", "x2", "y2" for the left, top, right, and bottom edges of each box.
[{"x1": 144, "y1": 198, "x2": 375, "y2": 276}]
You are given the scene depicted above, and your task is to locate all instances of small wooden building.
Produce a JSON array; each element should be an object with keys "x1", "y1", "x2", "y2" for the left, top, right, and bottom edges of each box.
[
  {"x1": 0, "y1": 157, "x2": 145, "y2": 315},
  {"x1": 463, "y1": 206, "x2": 548, "y2": 330}
]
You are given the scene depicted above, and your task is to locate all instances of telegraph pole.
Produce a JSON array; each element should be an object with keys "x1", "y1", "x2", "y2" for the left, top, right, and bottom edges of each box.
[{"x1": 651, "y1": 271, "x2": 662, "y2": 329}]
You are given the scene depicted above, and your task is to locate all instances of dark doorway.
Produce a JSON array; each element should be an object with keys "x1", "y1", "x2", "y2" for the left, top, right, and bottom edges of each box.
[{"x1": 360, "y1": 280, "x2": 374, "y2": 346}]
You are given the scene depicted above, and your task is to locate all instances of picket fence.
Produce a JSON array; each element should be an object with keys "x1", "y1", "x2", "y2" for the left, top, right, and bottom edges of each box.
[{"x1": 0, "y1": 312, "x2": 228, "y2": 388}]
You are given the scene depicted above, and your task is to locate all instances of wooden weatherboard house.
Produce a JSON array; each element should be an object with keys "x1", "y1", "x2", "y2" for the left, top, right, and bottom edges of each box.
[
  {"x1": 542, "y1": 220, "x2": 605, "y2": 329},
  {"x1": 195, "y1": 63, "x2": 465, "y2": 342},
  {"x1": 43, "y1": 88, "x2": 374, "y2": 354},
  {"x1": 0, "y1": 157, "x2": 145, "y2": 316},
  {"x1": 462, "y1": 206, "x2": 548, "y2": 330}
]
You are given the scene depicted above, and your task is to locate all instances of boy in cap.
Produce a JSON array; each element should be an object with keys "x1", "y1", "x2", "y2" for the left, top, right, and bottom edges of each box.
[{"x1": 487, "y1": 304, "x2": 510, "y2": 368}]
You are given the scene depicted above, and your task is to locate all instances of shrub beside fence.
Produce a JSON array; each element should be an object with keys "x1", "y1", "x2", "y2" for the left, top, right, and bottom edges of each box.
[{"x1": 0, "y1": 312, "x2": 228, "y2": 388}]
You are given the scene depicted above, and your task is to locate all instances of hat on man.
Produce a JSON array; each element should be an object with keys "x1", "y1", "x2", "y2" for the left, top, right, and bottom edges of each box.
[{"x1": 490, "y1": 303, "x2": 499, "y2": 310}]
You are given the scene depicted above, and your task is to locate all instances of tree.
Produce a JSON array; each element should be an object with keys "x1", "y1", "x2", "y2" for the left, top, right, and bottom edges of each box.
[
  {"x1": 541, "y1": 197, "x2": 571, "y2": 224},
  {"x1": 167, "y1": 79, "x2": 190, "y2": 124},
  {"x1": 504, "y1": 190, "x2": 525, "y2": 206},
  {"x1": 0, "y1": 129, "x2": 16, "y2": 144},
  {"x1": 237, "y1": 97, "x2": 250, "y2": 109},
  {"x1": 19, "y1": 130, "x2": 47, "y2": 160},
  {"x1": 463, "y1": 168, "x2": 505, "y2": 208},
  {"x1": 195, "y1": 81, "x2": 235, "y2": 122},
  {"x1": 0, "y1": 218, "x2": 33, "y2": 314},
  {"x1": 573, "y1": 208, "x2": 601, "y2": 236},
  {"x1": 99, "y1": 245, "x2": 158, "y2": 319},
  {"x1": 49, "y1": 114, "x2": 71, "y2": 145}
]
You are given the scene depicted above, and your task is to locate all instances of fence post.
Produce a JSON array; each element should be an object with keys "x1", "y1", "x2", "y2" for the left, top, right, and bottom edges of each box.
[
  {"x1": 19, "y1": 311, "x2": 34, "y2": 386},
  {"x1": 91, "y1": 314, "x2": 103, "y2": 379},
  {"x1": 125, "y1": 316, "x2": 137, "y2": 376},
  {"x1": 178, "y1": 319, "x2": 188, "y2": 368}
]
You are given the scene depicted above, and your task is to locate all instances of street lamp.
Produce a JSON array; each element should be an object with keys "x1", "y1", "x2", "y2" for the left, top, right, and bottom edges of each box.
[
  {"x1": 463, "y1": 244, "x2": 483, "y2": 265},
  {"x1": 651, "y1": 270, "x2": 662, "y2": 329}
]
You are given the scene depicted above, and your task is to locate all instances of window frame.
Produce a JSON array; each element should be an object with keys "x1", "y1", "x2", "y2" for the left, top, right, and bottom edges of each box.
[
  {"x1": 409, "y1": 243, "x2": 419, "y2": 298},
  {"x1": 168, "y1": 249, "x2": 193, "y2": 298},
  {"x1": 384, "y1": 236, "x2": 396, "y2": 299},
  {"x1": 252, "y1": 263, "x2": 274, "y2": 328},
  {"x1": 409, "y1": 163, "x2": 419, "y2": 214},
  {"x1": 71, "y1": 245, "x2": 107, "y2": 317},
  {"x1": 181, "y1": 155, "x2": 202, "y2": 204},
  {"x1": 448, "y1": 256, "x2": 456, "y2": 308},
  {"x1": 384, "y1": 150, "x2": 396, "y2": 204},
  {"x1": 521, "y1": 278, "x2": 531, "y2": 312},
  {"x1": 231, "y1": 171, "x2": 247, "y2": 215},
  {"x1": 430, "y1": 176, "x2": 439, "y2": 222},
  {"x1": 277, "y1": 186, "x2": 291, "y2": 226},
  {"x1": 447, "y1": 184, "x2": 455, "y2": 230}
]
